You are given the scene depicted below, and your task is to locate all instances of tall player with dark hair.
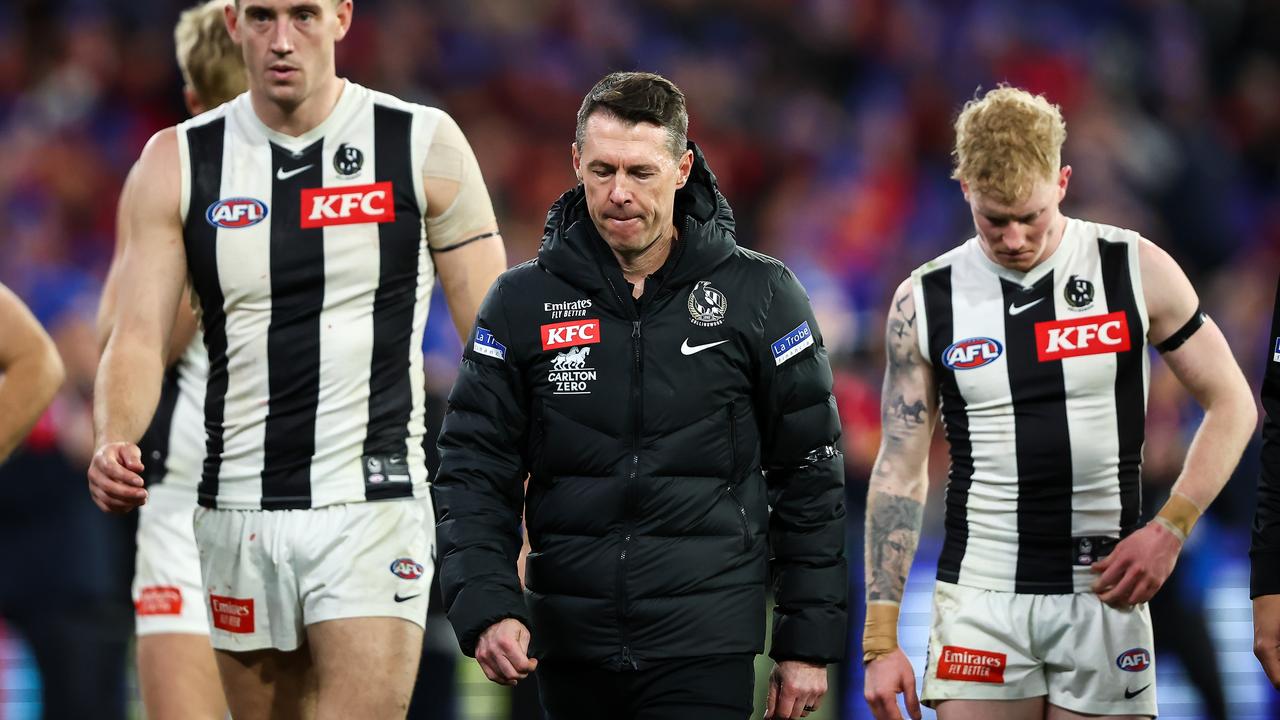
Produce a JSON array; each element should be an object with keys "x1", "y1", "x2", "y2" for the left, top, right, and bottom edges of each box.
[
  {"x1": 862, "y1": 86, "x2": 1255, "y2": 720},
  {"x1": 1251, "y1": 274, "x2": 1280, "y2": 689},
  {"x1": 0, "y1": 283, "x2": 63, "y2": 465},
  {"x1": 88, "y1": 1, "x2": 507, "y2": 718},
  {"x1": 96, "y1": 2, "x2": 245, "y2": 717}
]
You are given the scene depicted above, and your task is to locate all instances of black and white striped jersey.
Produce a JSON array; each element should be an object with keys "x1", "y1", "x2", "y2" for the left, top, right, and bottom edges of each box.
[
  {"x1": 137, "y1": 335, "x2": 206, "y2": 496},
  {"x1": 178, "y1": 81, "x2": 446, "y2": 510},
  {"x1": 912, "y1": 218, "x2": 1150, "y2": 594}
]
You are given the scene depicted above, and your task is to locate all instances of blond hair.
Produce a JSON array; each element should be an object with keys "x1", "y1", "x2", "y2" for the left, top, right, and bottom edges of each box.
[
  {"x1": 951, "y1": 85, "x2": 1067, "y2": 206},
  {"x1": 174, "y1": 0, "x2": 246, "y2": 109}
]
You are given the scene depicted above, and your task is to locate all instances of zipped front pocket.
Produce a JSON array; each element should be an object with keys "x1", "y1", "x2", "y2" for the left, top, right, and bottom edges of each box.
[{"x1": 724, "y1": 484, "x2": 751, "y2": 552}]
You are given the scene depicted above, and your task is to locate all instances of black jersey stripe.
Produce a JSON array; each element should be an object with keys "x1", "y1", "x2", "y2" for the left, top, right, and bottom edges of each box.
[
  {"x1": 1002, "y1": 274, "x2": 1074, "y2": 593},
  {"x1": 185, "y1": 118, "x2": 228, "y2": 508},
  {"x1": 363, "y1": 105, "x2": 422, "y2": 501},
  {"x1": 1099, "y1": 238, "x2": 1145, "y2": 537},
  {"x1": 925, "y1": 267, "x2": 975, "y2": 585},
  {"x1": 260, "y1": 140, "x2": 326, "y2": 510},
  {"x1": 138, "y1": 366, "x2": 182, "y2": 487}
]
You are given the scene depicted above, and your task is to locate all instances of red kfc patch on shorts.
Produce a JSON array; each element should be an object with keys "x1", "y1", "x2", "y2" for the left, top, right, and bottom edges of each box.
[
  {"x1": 937, "y1": 645, "x2": 1007, "y2": 684},
  {"x1": 135, "y1": 586, "x2": 183, "y2": 616},
  {"x1": 209, "y1": 594, "x2": 255, "y2": 634}
]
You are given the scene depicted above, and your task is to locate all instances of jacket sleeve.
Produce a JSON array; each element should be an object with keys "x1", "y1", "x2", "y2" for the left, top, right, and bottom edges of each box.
[
  {"x1": 1252, "y1": 276, "x2": 1280, "y2": 598},
  {"x1": 753, "y1": 267, "x2": 848, "y2": 663},
  {"x1": 434, "y1": 278, "x2": 532, "y2": 656}
]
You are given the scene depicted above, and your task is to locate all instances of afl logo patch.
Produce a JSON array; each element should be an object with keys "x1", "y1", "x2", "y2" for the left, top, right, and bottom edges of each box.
[
  {"x1": 688, "y1": 280, "x2": 727, "y2": 327},
  {"x1": 943, "y1": 337, "x2": 1003, "y2": 370},
  {"x1": 390, "y1": 558, "x2": 424, "y2": 580},
  {"x1": 1116, "y1": 648, "x2": 1150, "y2": 672},
  {"x1": 206, "y1": 198, "x2": 268, "y2": 228}
]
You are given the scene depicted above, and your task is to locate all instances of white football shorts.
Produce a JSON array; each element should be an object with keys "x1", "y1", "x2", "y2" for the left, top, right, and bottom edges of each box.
[
  {"x1": 921, "y1": 580, "x2": 1157, "y2": 718},
  {"x1": 132, "y1": 484, "x2": 210, "y2": 636},
  {"x1": 193, "y1": 495, "x2": 434, "y2": 652}
]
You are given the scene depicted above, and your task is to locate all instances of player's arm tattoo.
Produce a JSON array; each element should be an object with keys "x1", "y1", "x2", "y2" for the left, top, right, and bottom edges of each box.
[{"x1": 866, "y1": 281, "x2": 934, "y2": 604}]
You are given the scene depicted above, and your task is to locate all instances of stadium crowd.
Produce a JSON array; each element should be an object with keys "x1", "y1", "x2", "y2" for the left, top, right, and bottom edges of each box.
[{"x1": 0, "y1": 0, "x2": 1277, "y2": 718}]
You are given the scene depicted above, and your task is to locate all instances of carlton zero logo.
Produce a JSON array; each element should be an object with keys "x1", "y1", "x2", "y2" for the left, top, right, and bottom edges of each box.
[
  {"x1": 206, "y1": 197, "x2": 268, "y2": 228},
  {"x1": 209, "y1": 594, "x2": 255, "y2": 633},
  {"x1": 1035, "y1": 311, "x2": 1131, "y2": 362},
  {"x1": 541, "y1": 319, "x2": 601, "y2": 352},
  {"x1": 936, "y1": 645, "x2": 1007, "y2": 684},
  {"x1": 135, "y1": 585, "x2": 183, "y2": 616},
  {"x1": 300, "y1": 181, "x2": 395, "y2": 228},
  {"x1": 943, "y1": 337, "x2": 1003, "y2": 370}
]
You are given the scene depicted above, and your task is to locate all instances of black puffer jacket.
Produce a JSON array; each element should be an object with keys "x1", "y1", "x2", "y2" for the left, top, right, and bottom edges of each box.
[{"x1": 436, "y1": 144, "x2": 847, "y2": 669}]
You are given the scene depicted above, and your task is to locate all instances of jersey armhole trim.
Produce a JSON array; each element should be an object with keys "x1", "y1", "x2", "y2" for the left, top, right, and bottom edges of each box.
[
  {"x1": 911, "y1": 274, "x2": 932, "y2": 365},
  {"x1": 177, "y1": 125, "x2": 192, "y2": 224}
]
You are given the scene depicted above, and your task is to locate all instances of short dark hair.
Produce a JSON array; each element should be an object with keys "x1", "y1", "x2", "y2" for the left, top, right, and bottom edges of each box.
[{"x1": 575, "y1": 72, "x2": 688, "y2": 158}]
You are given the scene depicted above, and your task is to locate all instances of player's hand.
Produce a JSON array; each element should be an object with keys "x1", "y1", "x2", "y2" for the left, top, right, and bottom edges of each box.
[
  {"x1": 475, "y1": 618, "x2": 537, "y2": 686},
  {"x1": 863, "y1": 649, "x2": 921, "y2": 720},
  {"x1": 1253, "y1": 594, "x2": 1280, "y2": 689},
  {"x1": 87, "y1": 441, "x2": 147, "y2": 513},
  {"x1": 1090, "y1": 522, "x2": 1181, "y2": 608},
  {"x1": 765, "y1": 660, "x2": 827, "y2": 719}
]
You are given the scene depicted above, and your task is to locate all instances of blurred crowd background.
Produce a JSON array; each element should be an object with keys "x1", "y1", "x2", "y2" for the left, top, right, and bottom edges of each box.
[{"x1": 0, "y1": 0, "x2": 1278, "y2": 718}]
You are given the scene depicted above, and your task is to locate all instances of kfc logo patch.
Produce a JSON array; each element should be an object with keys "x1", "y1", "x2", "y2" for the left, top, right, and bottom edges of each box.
[
  {"x1": 541, "y1": 319, "x2": 601, "y2": 352},
  {"x1": 135, "y1": 586, "x2": 183, "y2": 616},
  {"x1": 1035, "y1": 311, "x2": 1131, "y2": 362},
  {"x1": 936, "y1": 645, "x2": 1007, "y2": 684},
  {"x1": 209, "y1": 595, "x2": 255, "y2": 633},
  {"x1": 300, "y1": 181, "x2": 395, "y2": 228}
]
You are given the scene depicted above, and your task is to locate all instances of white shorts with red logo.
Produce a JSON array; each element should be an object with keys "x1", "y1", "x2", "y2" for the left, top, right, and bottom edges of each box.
[
  {"x1": 132, "y1": 485, "x2": 209, "y2": 636},
  {"x1": 922, "y1": 580, "x2": 1157, "y2": 717},
  {"x1": 193, "y1": 496, "x2": 434, "y2": 652}
]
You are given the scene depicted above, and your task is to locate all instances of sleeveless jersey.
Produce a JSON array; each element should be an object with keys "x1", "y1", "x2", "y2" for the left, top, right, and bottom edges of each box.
[
  {"x1": 177, "y1": 80, "x2": 447, "y2": 510},
  {"x1": 911, "y1": 217, "x2": 1151, "y2": 594},
  {"x1": 137, "y1": 334, "x2": 206, "y2": 495}
]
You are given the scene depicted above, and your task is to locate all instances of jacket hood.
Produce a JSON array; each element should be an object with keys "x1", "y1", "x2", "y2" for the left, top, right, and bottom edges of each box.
[{"x1": 536, "y1": 141, "x2": 738, "y2": 301}]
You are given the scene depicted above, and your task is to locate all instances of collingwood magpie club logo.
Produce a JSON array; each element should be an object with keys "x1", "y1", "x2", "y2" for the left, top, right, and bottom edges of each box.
[
  {"x1": 1064, "y1": 275, "x2": 1095, "y2": 310},
  {"x1": 333, "y1": 143, "x2": 363, "y2": 176},
  {"x1": 688, "y1": 280, "x2": 727, "y2": 327}
]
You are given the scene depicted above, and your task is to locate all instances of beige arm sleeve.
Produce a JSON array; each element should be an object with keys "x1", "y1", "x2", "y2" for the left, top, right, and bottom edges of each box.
[{"x1": 423, "y1": 112, "x2": 498, "y2": 251}]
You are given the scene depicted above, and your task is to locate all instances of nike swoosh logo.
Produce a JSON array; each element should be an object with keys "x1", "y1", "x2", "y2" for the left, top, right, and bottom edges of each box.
[
  {"x1": 276, "y1": 164, "x2": 313, "y2": 181},
  {"x1": 393, "y1": 593, "x2": 421, "y2": 603},
  {"x1": 1124, "y1": 684, "x2": 1151, "y2": 699},
  {"x1": 1008, "y1": 298, "x2": 1045, "y2": 316},
  {"x1": 680, "y1": 339, "x2": 729, "y2": 356}
]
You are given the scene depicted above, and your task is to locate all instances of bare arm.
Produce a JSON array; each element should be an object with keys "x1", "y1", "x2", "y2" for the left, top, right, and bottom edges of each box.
[
  {"x1": 0, "y1": 283, "x2": 65, "y2": 463},
  {"x1": 1091, "y1": 239, "x2": 1256, "y2": 607},
  {"x1": 97, "y1": 162, "x2": 198, "y2": 364},
  {"x1": 1141, "y1": 238, "x2": 1255, "y2": 511},
  {"x1": 88, "y1": 128, "x2": 188, "y2": 512},
  {"x1": 866, "y1": 279, "x2": 938, "y2": 606},
  {"x1": 433, "y1": 236, "x2": 506, "y2": 342},
  {"x1": 422, "y1": 111, "x2": 506, "y2": 342},
  {"x1": 864, "y1": 278, "x2": 935, "y2": 720}
]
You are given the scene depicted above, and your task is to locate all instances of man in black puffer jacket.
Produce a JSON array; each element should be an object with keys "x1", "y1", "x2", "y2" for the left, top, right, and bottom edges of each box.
[{"x1": 435, "y1": 71, "x2": 847, "y2": 720}]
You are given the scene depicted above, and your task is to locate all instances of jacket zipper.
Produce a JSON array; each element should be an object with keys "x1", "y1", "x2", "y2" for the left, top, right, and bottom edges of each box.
[
  {"x1": 725, "y1": 484, "x2": 750, "y2": 552},
  {"x1": 617, "y1": 318, "x2": 642, "y2": 670}
]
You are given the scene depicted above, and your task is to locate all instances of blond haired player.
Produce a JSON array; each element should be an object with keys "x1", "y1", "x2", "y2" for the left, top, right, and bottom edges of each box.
[
  {"x1": 96, "y1": 3, "x2": 245, "y2": 718},
  {"x1": 88, "y1": 0, "x2": 507, "y2": 718},
  {"x1": 862, "y1": 86, "x2": 1256, "y2": 720}
]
